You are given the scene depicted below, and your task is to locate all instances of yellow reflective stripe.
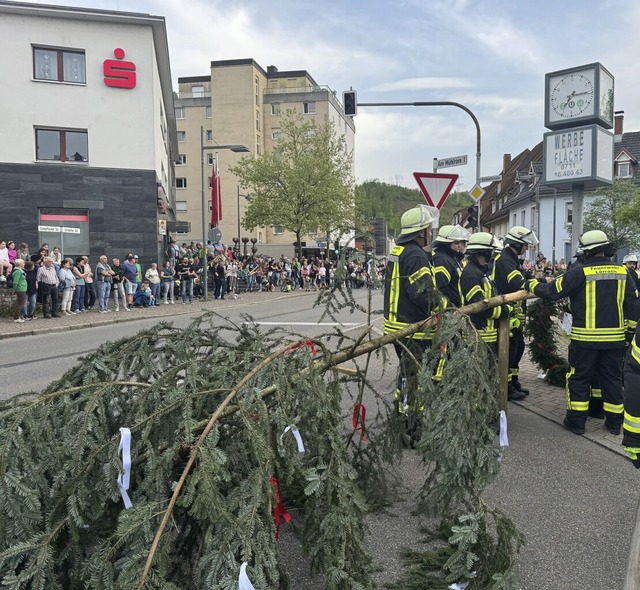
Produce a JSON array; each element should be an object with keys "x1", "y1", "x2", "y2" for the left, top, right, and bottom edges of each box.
[
  {"x1": 390, "y1": 245, "x2": 404, "y2": 256},
  {"x1": 570, "y1": 400, "x2": 590, "y2": 411},
  {"x1": 465, "y1": 285, "x2": 483, "y2": 302},
  {"x1": 507, "y1": 269, "x2": 521, "y2": 284},
  {"x1": 617, "y1": 274, "x2": 625, "y2": 324},
  {"x1": 529, "y1": 279, "x2": 540, "y2": 291},
  {"x1": 554, "y1": 277, "x2": 564, "y2": 293},
  {"x1": 624, "y1": 412, "x2": 640, "y2": 434},
  {"x1": 571, "y1": 334, "x2": 626, "y2": 343},
  {"x1": 585, "y1": 278, "x2": 596, "y2": 330},
  {"x1": 628, "y1": 319, "x2": 638, "y2": 330},
  {"x1": 590, "y1": 388, "x2": 602, "y2": 398},
  {"x1": 408, "y1": 267, "x2": 432, "y2": 284},
  {"x1": 384, "y1": 319, "x2": 434, "y2": 340},
  {"x1": 388, "y1": 260, "x2": 400, "y2": 322},
  {"x1": 603, "y1": 402, "x2": 623, "y2": 414},
  {"x1": 434, "y1": 266, "x2": 451, "y2": 281},
  {"x1": 566, "y1": 366, "x2": 575, "y2": 409}
]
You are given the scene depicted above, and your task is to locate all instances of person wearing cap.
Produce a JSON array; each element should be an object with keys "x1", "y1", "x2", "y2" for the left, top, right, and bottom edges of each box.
[
  {"x1": 529, "y1": 229, "x2": 638, "y2": 435},
  {"x1": 460, "y1": 232, "x2": 511, "y2": 354},
  {"x1": 384, "y1": 205, "x2": 443, "y2": 437},
  {"x1": 432, "y1": 224, "x2": 470, "y2": 309},
  {"x1": 492, "y1": 226, "x2": 539, "y2": 399}
]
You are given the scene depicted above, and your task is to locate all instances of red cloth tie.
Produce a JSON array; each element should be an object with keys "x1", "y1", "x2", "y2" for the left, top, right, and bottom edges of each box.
[
  {"x1": 270, "y1": 476, "x2": 291, "y2": 540},
  {"x1": 352, "y1": 404, "x2": 367, "y2": 441}
]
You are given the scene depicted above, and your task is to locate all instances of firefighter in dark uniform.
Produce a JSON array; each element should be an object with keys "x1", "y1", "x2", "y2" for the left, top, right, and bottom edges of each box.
[
  {"x1": 529, "y1": 230, "x2": 638, "y2": 435},
  {"x1": 432, "y1": 224, "x2": 470, "y2": 309},
  {"x1": 460, "y1": 232, "x2": 511, "y2": 353},
  {"x1": 623, "y1": 323, "x2": 640, "y2": 467},
  {"x1": 492, "y1": 226, "x2": 539, "y2": 398},
  {"x1": 384, "y1": 205, "x2": 442, "y2": 429}
]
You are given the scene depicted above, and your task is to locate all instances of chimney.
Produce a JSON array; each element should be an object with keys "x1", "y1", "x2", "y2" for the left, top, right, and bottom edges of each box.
[
  {"x1": 614, "y1": 110, "x2": 624, "y2": 137},
  {"x1": 503, "y1": 153, "x2": 511, "y2": 173},
  {"x1": 267, "y1": 65, "x2": 278, "y2": 74}
]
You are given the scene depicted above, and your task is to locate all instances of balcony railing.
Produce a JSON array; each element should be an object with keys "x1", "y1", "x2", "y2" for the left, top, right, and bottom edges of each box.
[
  {"x1": 264, "y1": 85, "x2": 332, "y2": 95},
  {"x1": 178, "y1": 91, "x2": 211, "y2": 99}
]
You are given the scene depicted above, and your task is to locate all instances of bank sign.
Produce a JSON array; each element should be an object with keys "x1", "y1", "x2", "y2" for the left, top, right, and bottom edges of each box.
[{"x1": 543, "y1": 124, "x2": 613, "y2": 189}]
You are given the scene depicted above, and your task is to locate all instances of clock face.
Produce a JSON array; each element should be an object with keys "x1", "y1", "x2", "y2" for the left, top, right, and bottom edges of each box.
[{"x1": 550, "y1": 71, "x2": 595, "y2": 119}]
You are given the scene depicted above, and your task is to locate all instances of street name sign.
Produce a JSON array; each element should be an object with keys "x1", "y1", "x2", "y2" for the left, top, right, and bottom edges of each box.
[
  {"x1": 433, "y1": 154, "x2": 468, "y2": 170},
  {"x1": 413, "y1": 172, "x2": 458, "y2": 210}
]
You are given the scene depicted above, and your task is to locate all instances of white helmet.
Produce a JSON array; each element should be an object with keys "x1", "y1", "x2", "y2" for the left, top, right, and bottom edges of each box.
[
  {"x1": 505, "y1": 226, "x2": 539, "y2": 247},
  {"x1": 466, "y1": 232, "x2": 496, "y2": 254},
  {"x1": 399, "y1": 205, "x2": 433, "y2": 236},
  {"x1": 436, "y1": 224, "x2": 470, "y2": 243},
  {"x1": 579, "y1": 230, "x2": 610, "y2": 252},
  {"x1": 623, "y1": 253, "x2": 638, "y2": 264}
]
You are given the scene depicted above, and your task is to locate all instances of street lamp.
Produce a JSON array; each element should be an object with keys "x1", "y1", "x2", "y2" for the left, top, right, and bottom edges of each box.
[
  {"x1": 236, "y1": 184, "x2": 251, "y2": 252},
  {"x1": 200, "y1": 126, "x2": 248, "y2": 299}
]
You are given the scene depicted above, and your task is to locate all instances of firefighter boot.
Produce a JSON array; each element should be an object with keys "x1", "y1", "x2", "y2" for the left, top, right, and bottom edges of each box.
[
  {"x1": 512, "y1": 378, "x2": 529, "y2": 395},
  {"x1": 507, "y1": 383, "x2": 526, "y2": 401}
]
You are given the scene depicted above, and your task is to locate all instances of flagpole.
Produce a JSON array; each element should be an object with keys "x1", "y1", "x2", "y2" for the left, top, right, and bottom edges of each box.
[{"x1": 200, "y1": 126, "x2": 209, "y2": 300}]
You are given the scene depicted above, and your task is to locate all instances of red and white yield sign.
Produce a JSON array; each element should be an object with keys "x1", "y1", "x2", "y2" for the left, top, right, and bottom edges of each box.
[{"x1": 413, "y1": 172, "x2": 458, "y2": 210}]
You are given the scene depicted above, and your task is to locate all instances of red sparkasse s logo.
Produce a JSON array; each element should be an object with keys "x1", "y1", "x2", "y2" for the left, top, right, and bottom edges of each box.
[{"x1": 103, "y1": 48, "x2": 136, "y2": 89}]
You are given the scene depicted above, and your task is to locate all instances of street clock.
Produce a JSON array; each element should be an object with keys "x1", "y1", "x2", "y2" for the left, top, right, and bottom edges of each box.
[{"x1": 545, "y1": 63, "x2": 614, "y2": 130}]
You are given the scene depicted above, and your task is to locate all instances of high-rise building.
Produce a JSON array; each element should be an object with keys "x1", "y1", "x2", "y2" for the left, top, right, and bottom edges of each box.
[
  {"x1": 174, "y1": 58, "x2": 355, "y2": 258},
  {"x1": 0, "y1": 1, "x2": 179, "y2": 267}
]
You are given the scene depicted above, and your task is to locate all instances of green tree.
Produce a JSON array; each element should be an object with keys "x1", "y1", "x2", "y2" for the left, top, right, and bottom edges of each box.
[
  {"x1": 230, "y1": 111, "x2": 355, "y2": 259},
  {"x1": 583, "y1": 178, "x2": 640, "y2": 250}
]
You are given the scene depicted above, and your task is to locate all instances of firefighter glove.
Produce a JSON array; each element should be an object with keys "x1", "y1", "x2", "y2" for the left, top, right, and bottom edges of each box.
[{"x1": 624, "y1": 447, "x2": 640, "y2": 469}]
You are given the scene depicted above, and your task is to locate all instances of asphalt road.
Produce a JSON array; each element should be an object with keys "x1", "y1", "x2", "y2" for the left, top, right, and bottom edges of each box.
[{"x1": 0, "y1": 288, "x2": 382, "y2": 396}]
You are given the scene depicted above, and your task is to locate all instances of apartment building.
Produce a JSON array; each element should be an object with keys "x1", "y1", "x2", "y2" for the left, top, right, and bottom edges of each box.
[
  {"x1": 0, "y1": 1, "x2": 179, "y2": 267},
  {"x1": 174, "y1": 58, "x2": 355, "y2": 258}
]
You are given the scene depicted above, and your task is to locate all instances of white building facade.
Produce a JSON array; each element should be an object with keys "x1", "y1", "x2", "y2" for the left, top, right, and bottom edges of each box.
[{"x1": 0, "y1": 1, "x2": 178, "y2": 265}]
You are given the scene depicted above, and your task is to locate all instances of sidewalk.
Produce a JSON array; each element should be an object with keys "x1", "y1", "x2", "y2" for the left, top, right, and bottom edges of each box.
[
  {"x1": 0, "y1": 288, "x2": 309, "y2": 340},
  {"x1": 515, "y1": 348, "x2": 625, "y2": 457}
]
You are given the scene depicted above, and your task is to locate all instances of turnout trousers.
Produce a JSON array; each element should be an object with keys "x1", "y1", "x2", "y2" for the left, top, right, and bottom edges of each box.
[{"x1": 566, "y1": 343, "x2": 625, "y2": 429}]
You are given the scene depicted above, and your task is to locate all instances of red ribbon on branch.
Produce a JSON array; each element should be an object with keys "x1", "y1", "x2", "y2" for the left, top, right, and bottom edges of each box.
[
  {"x1": 270, "y1": 476, "x2": 291, "y2": 540},
  {"x1": 352, "y1": 404, "x2": 367, "y2": 441},
  {"x1": 285, "y1": 340, "x2": 317, "y2": 355}
]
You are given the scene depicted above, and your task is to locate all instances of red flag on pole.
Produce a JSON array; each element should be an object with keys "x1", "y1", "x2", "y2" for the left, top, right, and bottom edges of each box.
[{"x1": 210, "y1": 158, "x2": 222, "y2": 227}]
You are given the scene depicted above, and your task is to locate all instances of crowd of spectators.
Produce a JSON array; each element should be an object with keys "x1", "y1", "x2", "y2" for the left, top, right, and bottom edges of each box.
[{"x1": 2, "y1": 238, "x2": 386, "y2": 323}]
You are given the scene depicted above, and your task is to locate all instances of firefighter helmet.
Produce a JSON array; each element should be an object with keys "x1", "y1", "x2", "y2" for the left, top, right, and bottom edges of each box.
[
  {"x1": 623, "y1": 253, "x2": 638, "y2": 264},
  {"x1": 505, "y1": 226, "x2": 539, "y2": 247},
  {"x1": 436, "y1": 224, "x2": 470, "y2": 243},
  {"x1": 466, "y1": 232, "x2": 496, "y2": 253},
  {"x1": 578, "y1": 230, "x2": 610, "y2": 252},
  {"x1": 399, "y1": 205, "x2": 434, "y2": 235}
]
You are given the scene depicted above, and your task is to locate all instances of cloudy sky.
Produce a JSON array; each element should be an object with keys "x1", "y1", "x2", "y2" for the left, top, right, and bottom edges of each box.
[{"x1": 28, "y1": 0, "x2": 640, "y2": 191}]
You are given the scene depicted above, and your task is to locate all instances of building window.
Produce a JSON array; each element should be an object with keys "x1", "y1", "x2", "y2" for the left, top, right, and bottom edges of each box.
[
  {"x1": 521, "y1": 210, "x2": 526, "y2": 226},
  {"x1": 35, "y1": 128, "x2": 88, "y2": 162},
  {"x1": 177, "y1": 131, "x2": 186, "y2": 142},
  {"x1": 273, "y1": 225, "x2": 284, "y2": 235},
  {"x1": 175, "y1": 178, "x2": 187, "y2": 189},
  {"x1": 512, "y1": 213, "x2": 517, "y2": 227},
  {"x1": 616, "y1": 161, "x2": 632, "y2": 178},
  {"x1": 565, "y1": 203, "x2": 573, "y2": 225},
  {"x1": 531, "y1": 206, "x2": 536, "y2": 227},
  {"x1": 206, "y1": 130, "x2": 213, "y2": 141},
  {"x1": 305, "y1": 128, "x2": 316, "y2": 138},
  {"x1": 271, "y1": 103, "x2": 281, "y2": 116},
  {"x1": 256, "y1": 138, "x2": 261, "y2": 155},
  {"x1": 175, "y1": 201, "x2": 188, "y2": 212},
  {"x1": 208, "y1": 200, "x2": 212, "y2": 211},
  {"x1": 272, "y1": 128, "x2": 281, "y2": 140},
  {"x1": 33, "y1": 46, "x2": 86, "y2": 83},
  {"x1": 175, "y1": 107, "x2": 185, "y2": 119},
  {"x1": 192, "y1": 85, "x2": 204, "y2": 97},
  {"x1": 304, "y1": 102, "x2": 316, "y2": 114},
  {"x1": 256, "y1": 110, "x2": 261, "y2": 131},
  {"x1": 255, "y1": 75, "x2": 260, "y2": 105},
  {"x1": 38, "y1": 208, "x2": 89, "y2": 256},
  {"x1": 205, "y1": 105, "x2": 212, "y2": 118},
  {"x1": 177, "y1": 154, "x2": 187, "y2": 166}
]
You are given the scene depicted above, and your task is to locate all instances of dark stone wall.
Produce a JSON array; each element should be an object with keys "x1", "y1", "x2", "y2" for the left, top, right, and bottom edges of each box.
[{"x1": 0, "y1": 162, "x2": 164, "y2": 267}]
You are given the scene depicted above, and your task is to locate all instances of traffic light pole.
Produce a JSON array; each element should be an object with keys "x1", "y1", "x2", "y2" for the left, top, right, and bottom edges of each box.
[{"x1": 355, "y1": 101, "x2": 482, "y2": 229}]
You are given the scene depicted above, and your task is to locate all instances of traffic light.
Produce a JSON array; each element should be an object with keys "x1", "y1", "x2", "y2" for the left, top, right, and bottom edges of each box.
[
  {"x1": 334, "y1": 239, "x2": 340, "y2": 257},
  {"x1": 343, "y1": 90, "x2": 357, "y2": 117},
  {"x1": 466, "y1": 205, "x2": 478, "y2": 229}
]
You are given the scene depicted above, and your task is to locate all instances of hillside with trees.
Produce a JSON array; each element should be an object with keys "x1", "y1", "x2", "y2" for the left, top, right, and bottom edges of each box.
[{"x1": 357, "y1": 179, "x2": 473, "y2": 234}]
